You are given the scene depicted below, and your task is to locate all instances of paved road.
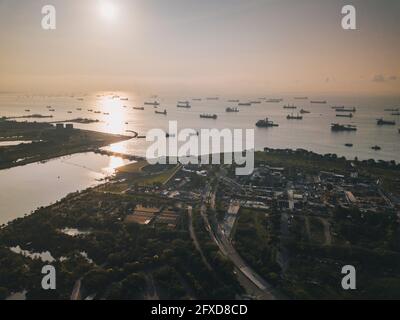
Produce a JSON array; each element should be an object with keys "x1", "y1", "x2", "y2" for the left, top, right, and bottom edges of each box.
[
  {"x1": 187, "y1": 206, "x2": 213, "y2": 271},
  {"x1": 200, "y1": 184, "x2": 279, "y2": 300}
]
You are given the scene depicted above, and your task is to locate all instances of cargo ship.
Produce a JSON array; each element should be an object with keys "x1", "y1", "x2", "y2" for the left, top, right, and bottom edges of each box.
[
  {"x1": 336, "y1": 107, "x2": 356, "y2": 112},
  {"x1": 336, "y1": 113, "x2": 353, "y2": 118},
  {"x1": 177, "y1": 101, "x2": 191, "y2": 108},
  {"x1": 256, "y1": 118, "x2": 279, "y2": 128},
  {"x1": 331, "y1": 123, "x2": 357, "y2": 131},
  {"x1": 384, "y1": 108, "x2": 399, "y2": 112},
  {"x1": 266, "y1": 98, "x2": 283, "y2": 103},
  {"x1": 200, "y1": 114, "x2": 217, "y2": 119},
  {"x1": 226, "y1": 107, "x2": 239, "y2": 113},
  {"x1": 144, "y1": 101, "x2": 160, "y2": 106},
  {"x1": 287, "y1": 113, "x2": 303, "y2": 120},
  {"x1": 377, "y1": 118, "x2": 396, "y2": 125},
  {"x1": 310, "y1": 100, "x2": 327, "y2": 104},
  {"x1": 155, "y1": 109, "x2": 167, "y2": 115}
]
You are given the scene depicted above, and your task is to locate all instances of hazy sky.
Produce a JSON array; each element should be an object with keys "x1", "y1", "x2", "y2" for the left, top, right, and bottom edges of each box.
[{"x1": 0, "y1": 0, "x2": 399, "y2": 95}]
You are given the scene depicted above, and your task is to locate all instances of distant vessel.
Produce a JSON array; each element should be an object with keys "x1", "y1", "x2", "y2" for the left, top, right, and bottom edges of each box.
[
  {"x1": 192, "y1": 98, "x2": 202, "y2": 101},
  {"x1": 256, "y1": 118, "x2": 279, "y2": 128},
  {"x1": 25, "y1": 109, "x2": 30, "y2": 112},
  {"x1": 238, "y1": 102, "x2": 251, "y2": 106},
  {"x1": 227, "y1": 100, "x2": 239, "y2": 103},
  {"x1": 226, "y1": 107, "x2": 239, "y2": 113},
  {"x1": 155, "y1": 109, "x2": 167, "y2": 115},
  {"x1": 87, "y1": 109, "x2": 93, "y2": 112},
  {"x1": 377, "y1": 118, "x2": 396, "y2": 125},
  {"x1": 206, "y1": 97, "x2": 219, "y2": 100},
  {"x1": 331, "y1": 106, "x2": 345, "y2": 110},
  {"x1": 77, "y1": 98, "x2": 84, "y2": 101},
  {"x1": 384, "y1": 108, "x2": 399, "y2": 112},
  {"x1": 68, "y1": 111, "x2": 73, "y2": 114},
  {"x1": 300, "y1": 109, "x2": 310, "y2": 114},
  {"x1": 200, "y1": 114, "x2": 217, "y2": 119},
  {"x1": 391, "y1": 112, "x2": 400, "y2": 116},
  {"x1": 177, "y1": 101, "x2": 191, "y2": 108},
  {"x1": 76, "y1": 108, "x2": 82, "y2": 111},
  {"x1": 250, "y1": 101, "x2": 261, "y2": 104},
  {"x1": 133, "y1": 107, "x2": 144, "y2": 110},
  {"x1": 331, "y1": 123, "x2": 357, "y2": 132},
  {"x1": 336, "y1": 113, "x2": 353, "y2": 118},
  {"x1": 283, "y1": 104, "x2": 297, "y2": 109},
  {"x1": 266, "y1": 98, "x2": 283, "y2": 103},
  {"x1": 336, "y1": 107, "x2": 356, "y2": 112},
  {"x1": 144, "y1": 101, "x2": 160, "y2": 106},
  {"x1": 294, "y1": 97, "x2": 308, "y2": 100},
  {"x1": 94, "y1": 111, "x2": 101, "y2": 114},
  {"x1": 49, "y1": 109, "x2": 55, "y2": 112},
  {"x1": 310, "y1": 100, "x2": 327, "y2": 104},
  {"x1": 287, "y1": 113, "x2": 303, "y2": 120},
  {"x1": 120, "y1": 98, "x2": 129, "y2": 101},
  {"x1": 371, "y1": 145, "x2": 381, "y2": 151},
  {"x1": 345, "y1": 143, "x2": 353, "y2": 147},
  {"x1": 103, "y1": 112, "x2": 110, "y2": 115}
]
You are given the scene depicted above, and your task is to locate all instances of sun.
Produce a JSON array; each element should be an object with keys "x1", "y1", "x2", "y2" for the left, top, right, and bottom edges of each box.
[{"x1": 99, "y1": 1, "x2": 118, "y2": 21}]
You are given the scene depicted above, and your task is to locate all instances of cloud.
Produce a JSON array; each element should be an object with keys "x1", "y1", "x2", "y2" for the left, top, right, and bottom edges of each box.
[{"x1": 372, "y1": 74, "x2": 385, "y2": 82}]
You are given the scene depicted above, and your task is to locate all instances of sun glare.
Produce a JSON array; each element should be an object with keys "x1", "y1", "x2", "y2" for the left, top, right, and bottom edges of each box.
[{"x1": 99, "y1": 1, "x2": 118, "y2": 21}]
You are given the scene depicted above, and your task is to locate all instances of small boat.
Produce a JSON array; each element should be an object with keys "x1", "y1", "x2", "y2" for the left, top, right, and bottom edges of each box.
[
  {"x1": 226, "y1": 107, "x2": 239, "y2": 113},
  {"x1": 25, "y1": 109, "x2": 30, "y2": 112},
  {"x1": 120, "y1": 98, "x2": 129, "y2": 101},
  {"x1": 155, "y1": 109, "x2": 167, "y2": 115},
  {"x1": 371, "y1": 145, "x2": 381, "y2": 151},
  {"x1": 49, "y1": 109, "x2": 55, "y2": 112},
  {"x1": 206, "y1": 97, "x2": 219, "y2": 100},
  {"x1": 67, "y1": 111, "x2": 73, "y2": 114},
  {"x1": 345, "y1": 143, "x2": 353, "y2": 147},
  {"x1": 377, "y1": 118, "x2": 396, "y2": 125},
  {"x1": 76, "y1": 108, "x2": 82, "y2": 111},
  {"x1": 46, "y1": 106, "x2": 52, "y2": 109},
  {"x1": 238, "y1": 102, "x2": 251, "y2": 106},
  {"x1": 94, "y1": 111, "x2": 101, "y2": 114},
  {"x1": 200, "y1": 114, "x2": 217, "y2": 119},
  {"x1": 300, "y1": 109, "x2": 310, "y2": 114},
  {"x1": 256, "y1": 118, "x2": 279, "y2": 128},
  {"x1": 294, "y1": 97, "x2": 308, "y2": 100},
  {"x1": 87, "y1": 109, "x2": 93, "y2": 112},
  {"x1": 125, "y1": 122, "x2": 128, "y2": 125},
  {"x1": 103, "y1": 112, "x2": 110, "y2": 115},
  {"x1": 133, "y1": 107, "x2": 144, "y2": 110},
  {"x1": 227, "y1": 99, "x2": 239, "y2": 103},
  {"x1": 192, "y1": 98, "x2": 202, "y2": 101},
  {"x1": 391, "y1": 112, "x2": 400, "y2": 116},
  {"x1": 250, "y1": 101, "x2": 261, "y2": 104},
  {"x1": 287, "y1": 113, "x2": 303, "y2": 120}
]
